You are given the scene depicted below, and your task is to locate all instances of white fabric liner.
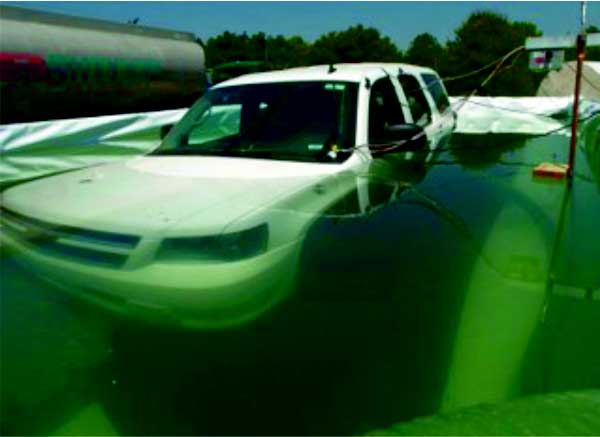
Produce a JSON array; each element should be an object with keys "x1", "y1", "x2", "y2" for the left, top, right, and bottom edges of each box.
[
  {"x1": 586, "y1": 61, "x2": 600, "y2": 76},
  {"x1": 450, "y1": 96, "x2": 600, "y2": 135},
  {"x1": 0, "y1": 109, "x2": 186, "y2": 184},
  {"x1": 1, "y1": 97, "x2": 600, "y2": 184}
]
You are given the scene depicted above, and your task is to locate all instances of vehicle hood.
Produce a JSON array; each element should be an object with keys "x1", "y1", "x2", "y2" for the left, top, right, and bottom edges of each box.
[{"x1": 1, "y1": 156, "x2": 343, "y2": 237}]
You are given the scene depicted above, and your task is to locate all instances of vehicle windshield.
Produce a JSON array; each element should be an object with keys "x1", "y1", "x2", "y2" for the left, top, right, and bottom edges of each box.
[{"x1": 151, "y1": 81, "x2": 358, "y2": 163}]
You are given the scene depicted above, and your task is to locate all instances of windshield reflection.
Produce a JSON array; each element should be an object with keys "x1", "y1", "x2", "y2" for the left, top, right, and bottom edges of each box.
[{"x1": 152, "y1": 82, "x2": 359, "y2": 163}]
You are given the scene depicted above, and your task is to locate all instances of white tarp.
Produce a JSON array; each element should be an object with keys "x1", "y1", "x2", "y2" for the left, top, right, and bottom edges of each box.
[
  {"x1": 450, "y1": 96, "x2": 600, "y2": 135},
  {"x1": 2, "y1": 97, "x2": 600, "y2": 184},
  {"x1": 0, "y1": 109, "x2": 186, "y2": 184}
]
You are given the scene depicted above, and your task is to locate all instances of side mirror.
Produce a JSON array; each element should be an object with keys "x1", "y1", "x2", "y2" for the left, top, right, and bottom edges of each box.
[{"x1": 380, "y1": 123, "x2": 426, "y2": 150}]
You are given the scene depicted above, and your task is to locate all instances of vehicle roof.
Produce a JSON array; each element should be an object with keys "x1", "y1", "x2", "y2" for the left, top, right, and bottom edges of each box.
[{"x1": 214, "y1": 63, "x2": 439, "y2": 88}]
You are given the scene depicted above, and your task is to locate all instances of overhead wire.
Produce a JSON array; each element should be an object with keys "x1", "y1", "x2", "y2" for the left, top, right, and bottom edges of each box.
[
  {"x1": 394, "y1": 46, "x2": 576, "y2": 123},
  {"x1": 348, "y1": 45, "x2": 527, "y2": 156},
  {"x1": 335, "y1": 45, "x2": 598, "y2": 159},
  {"x1": 441, "y1": 46, "x2": 526, "y2": 83},
  {"x1": 451, "y1": 46, "x2": 526, "y2": 114},
  {"x1": 396, "y1": 46, "x2": 525, "y2": 106},
  {"x1": 446, "y1": 51, "x2": 600, "y2": 121}
]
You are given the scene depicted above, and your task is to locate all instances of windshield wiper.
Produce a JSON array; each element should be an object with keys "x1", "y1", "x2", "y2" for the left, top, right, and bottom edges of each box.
[
  {"x1": 151, "y1": 147, "x2": 238, "y2": 156},
  {"x1": 224, "y1": 148, "x2": 275, "y2": 158},
  {"x1": 150, "y1": 147, "x2": 326, "y2": 162}
]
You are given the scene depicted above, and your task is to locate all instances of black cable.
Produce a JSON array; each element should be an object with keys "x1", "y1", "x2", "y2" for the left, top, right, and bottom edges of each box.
[
  {"x1": 342, "y1": 49, "x2": 527, "y2": 156},
  {"x1": 364, "y1": 94, "x2": 597, "y2": 158},
  {"x1": 343, "y1": 46, "x2": 596, "y2": 157},
  {"x1": 450, "y1": 48, "x2": 524, "y2": 115},
  {"x1": 394, "y1": 46, "x2": 526, "y2": 104},
  {"x1": 441, "y1": 46, "x2": 526, "y2": 83}
]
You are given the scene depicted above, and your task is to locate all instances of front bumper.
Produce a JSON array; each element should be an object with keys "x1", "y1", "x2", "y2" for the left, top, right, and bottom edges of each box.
[{"x1": 1, "y1": 229, "x2": 301, "y2": 329}]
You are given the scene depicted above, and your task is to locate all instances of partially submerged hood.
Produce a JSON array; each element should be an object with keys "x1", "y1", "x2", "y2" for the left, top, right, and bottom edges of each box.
[{"x1": 1, "y1": 156, "x2": 342, "y2": 236}]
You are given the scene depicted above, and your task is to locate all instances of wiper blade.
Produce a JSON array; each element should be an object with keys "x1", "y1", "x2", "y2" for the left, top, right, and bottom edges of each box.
[
  {"x1": 150, "y1": 147, "x2": 319, "y2": 162},
  {"x1": 150, "y1": 148, "x2": 225, "y2": 156},
  {"x1": 229, "y1": 149, "x2": 275, "y2": 158},
  {"x1": 151, "y1": 148, "x2": 192, "y2": 156}
]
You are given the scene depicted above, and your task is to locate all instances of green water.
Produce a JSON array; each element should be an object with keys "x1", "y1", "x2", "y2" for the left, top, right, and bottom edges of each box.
[{"x1": 1, "y1": 120, "x2": 599, "y2": 435}]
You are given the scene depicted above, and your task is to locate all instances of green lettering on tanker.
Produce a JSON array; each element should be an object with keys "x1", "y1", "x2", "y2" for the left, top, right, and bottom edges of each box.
[{"x1": 46, "y1": 54, "x2": 162, "y2": 88}]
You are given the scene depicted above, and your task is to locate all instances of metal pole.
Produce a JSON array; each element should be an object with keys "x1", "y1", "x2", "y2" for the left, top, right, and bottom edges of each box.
[{"x1": 567, "y1": 33, "x2": 586, "y2": 179}]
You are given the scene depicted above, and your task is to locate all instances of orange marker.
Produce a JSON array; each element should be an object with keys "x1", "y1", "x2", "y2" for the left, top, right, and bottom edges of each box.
[{"x1": 533, "y1": 162, "x2": 568, "y2": 179}]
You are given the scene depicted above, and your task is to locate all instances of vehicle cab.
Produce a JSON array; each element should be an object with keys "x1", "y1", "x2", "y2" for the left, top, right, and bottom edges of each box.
[{"x1": 159, "y1": 63, "x2": 455, "y2": 168}]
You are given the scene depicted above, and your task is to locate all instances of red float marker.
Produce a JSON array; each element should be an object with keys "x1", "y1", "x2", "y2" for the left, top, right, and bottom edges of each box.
[{"x1": 533, "y1": 162, "x2": 568, "y2": 179}]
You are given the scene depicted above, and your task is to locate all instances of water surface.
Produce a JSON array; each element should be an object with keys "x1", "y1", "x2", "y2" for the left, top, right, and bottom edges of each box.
[{"x1": 1, "y1": 120, "x2": 599, "y2": 435}]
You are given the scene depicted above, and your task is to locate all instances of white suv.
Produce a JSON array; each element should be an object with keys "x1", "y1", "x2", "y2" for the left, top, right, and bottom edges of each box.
[{"x1": 0, "y1": 63, "x2": 454, "y2": 328}]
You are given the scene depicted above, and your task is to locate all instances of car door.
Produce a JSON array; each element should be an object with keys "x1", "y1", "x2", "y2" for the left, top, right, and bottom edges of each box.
[
  {"x1": 420, "y1": 72, "x2": 455, "y2": 148},
  {"x1": 366, "y1": 74, "x2": 430, "y2": 163},
  {"x1": 397, "y1": 72, "x2": 452, "y2": 151},
  {"x1": 367, "y1": 76, "x2": 407, "y2": 146},
  {"x1": 396, "y1": 73, "x2": 439, "y2": 148}
]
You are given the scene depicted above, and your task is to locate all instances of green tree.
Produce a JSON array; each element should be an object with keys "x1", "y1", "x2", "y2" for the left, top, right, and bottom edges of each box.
[
  {"x1": 444, "y1": 11, "x2": 543, "y2": 96},
  {"x1": 264, "y1": 35, "x2": 311, "y2": 68},
  {"x1": 404, "y1": 33, "x2": 445, "y2": 70},
  {"x1": 205, "y1": 31, "x2": 310, "y2": 69},
  {"x1": 205, "y1": 31, "x2": 253, "y2": 67},
  {"x1": 309, "y1": 25, "x2": 401, "y2": 64}
]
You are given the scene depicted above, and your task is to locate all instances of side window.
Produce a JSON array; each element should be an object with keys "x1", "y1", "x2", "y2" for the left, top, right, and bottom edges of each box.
[
  {"x1": 421, "y1": 73, "x2": 450, "y2": 113},
  {"x1": 398, "y1": 74, "x2": 432, "y2": 127},
  {"x1": 368, "y1": 77, "x2": 405, "y2": 144}
]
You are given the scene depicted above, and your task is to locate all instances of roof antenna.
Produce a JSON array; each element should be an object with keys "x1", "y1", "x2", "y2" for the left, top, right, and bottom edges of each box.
[{"x1": 328, "y1": 63, "x2": 337, "y2": 74}]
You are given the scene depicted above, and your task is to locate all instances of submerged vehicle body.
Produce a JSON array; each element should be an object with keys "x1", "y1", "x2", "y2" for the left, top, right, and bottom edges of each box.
[
  {"x1": 0, "y1": 5, "x2": 207, "y2": 123},
  {"x1": 0, "y1": 63, "x2": 455, "y2": 328}
]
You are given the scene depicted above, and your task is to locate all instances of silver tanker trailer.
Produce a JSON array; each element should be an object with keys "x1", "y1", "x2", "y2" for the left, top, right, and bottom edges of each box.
[{"x1": 0, "y1": 5, "x2": 207, "y2": 123}]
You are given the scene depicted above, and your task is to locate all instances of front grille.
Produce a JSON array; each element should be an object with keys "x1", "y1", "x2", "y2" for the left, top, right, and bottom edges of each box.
[{"x1": 0, "y1": 206, "x2": 140, "y2": 268}]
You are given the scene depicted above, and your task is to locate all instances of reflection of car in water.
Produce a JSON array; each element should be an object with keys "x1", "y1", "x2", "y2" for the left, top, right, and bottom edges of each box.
[{"x1": 0, "y1": 63, "x2": 455, "y2": 328}]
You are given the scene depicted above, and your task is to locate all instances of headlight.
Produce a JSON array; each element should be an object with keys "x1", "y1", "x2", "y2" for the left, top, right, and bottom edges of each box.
[{"x1": 155, "y1": 223, "x2": 269, "y2": 262}]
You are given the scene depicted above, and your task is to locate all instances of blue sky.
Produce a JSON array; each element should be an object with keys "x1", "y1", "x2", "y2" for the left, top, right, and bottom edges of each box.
[{"x1": 4, "y1": 1, "x2": 598, "y2": 50}]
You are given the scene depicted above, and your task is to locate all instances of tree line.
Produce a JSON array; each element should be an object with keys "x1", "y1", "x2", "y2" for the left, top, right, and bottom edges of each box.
[{"x1": 204, "y1": 11, "x2": 599, "y2": 96}]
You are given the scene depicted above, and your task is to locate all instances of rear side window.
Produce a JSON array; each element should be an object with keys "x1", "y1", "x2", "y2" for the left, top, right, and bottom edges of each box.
[
  {"x1": 368, "y1": 77, "x2": 405, "y2": 144},
  {"x1": 398, "y1": 74, "x2": 431, "y2": 127},
  {"x1": 421, "y1": 73, "x2": 450, "y2": 113}
]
